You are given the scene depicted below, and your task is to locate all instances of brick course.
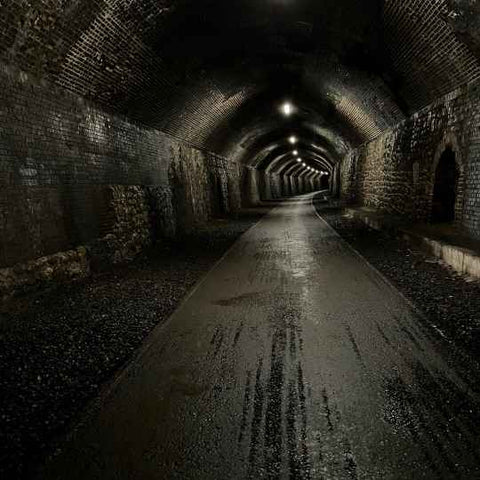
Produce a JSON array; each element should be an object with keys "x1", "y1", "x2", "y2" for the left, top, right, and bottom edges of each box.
[
  {"x1": 340, "y1": 80, "x2": 480, "y2": 238},
  {"x1": 0, "y1": 63, "x2": 241, "y2": 275}
]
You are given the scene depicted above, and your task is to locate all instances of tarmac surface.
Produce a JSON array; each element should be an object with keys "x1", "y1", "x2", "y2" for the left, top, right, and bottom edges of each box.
[{"x1": 42, "y1": 194, "x2": 480, "y2": 479}]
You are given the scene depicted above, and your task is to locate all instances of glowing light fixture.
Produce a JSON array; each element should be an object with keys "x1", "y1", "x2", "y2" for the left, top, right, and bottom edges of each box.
[
  {"x1": 302, "y1": 163, "x2": 306, "y2": 167},
  {"x1": 297, "y1": 158, "x2": 301, "y2": 162},
  {"x1": 281, "y1": 102, "x2": 294, "y2": 116},
  {"x1": 293, "y1": 150, "x2": 298, "y2": 156},
  {"x1": 289, "y1": 136, "x2": 297, "y2": 144}
]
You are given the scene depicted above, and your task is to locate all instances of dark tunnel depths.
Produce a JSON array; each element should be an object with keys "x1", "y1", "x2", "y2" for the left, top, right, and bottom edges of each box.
[
  {"x1": 239, "y1": 133, "x2": 335, "y2": 196},
  {"x1": 208, "y1": 100, "x2": 341, "y2": 191},
  {"x1": 192, "y1": 86, "x2": 345, "y2": 196}
]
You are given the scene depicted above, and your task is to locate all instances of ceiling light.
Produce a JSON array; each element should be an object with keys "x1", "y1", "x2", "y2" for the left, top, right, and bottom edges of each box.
[
  {"x1": 293, "y1": 150, "x2": 298, "y2": 156},
  {"x1": 281, "y1": 102, "x2": 294, "y2": 116},
  {"x1": 302, "y1": 163, "x2": 306, "y2": 167},
  {"x1": 297, "y1": 158, "x2": 301, "y2": 162},
  {"x1": 289, "y1": 136, "x2": 297, "y2": 144}
]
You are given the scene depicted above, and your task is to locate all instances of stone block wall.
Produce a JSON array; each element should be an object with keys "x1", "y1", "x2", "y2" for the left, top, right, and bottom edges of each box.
[
  {"x1": 339, "y1": 79, "x2": 480, "y2": 238},
  {"x1": 0, "y1": 63, "x2": 241, "y2": 296},
  {"x1": 269, "y1": 175, "x2": 282, "y2": 199},
  {"x1": 87, "y1": 186, "x2": 152, "y2": 269},
  {"x1": 240, "y1": 167, "x2": 260, "y2": 207}
]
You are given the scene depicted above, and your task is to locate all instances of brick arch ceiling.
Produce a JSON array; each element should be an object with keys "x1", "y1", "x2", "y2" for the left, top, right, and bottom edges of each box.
[
  {"x1": 2, "y1": 0, "x2": 480, "y2": 165},
  {"x1": 268, "y1": 152, "x2": 333, "y2": 176},
  {"x1": 212, "y1": 107, "x2": 350, "y2": 169},
  {"x1": 243, "y1": 134, "x2": 336, "y2": 174},
  {"x1": 257, "y1": 143, "x2": 334, "y2": 171}
]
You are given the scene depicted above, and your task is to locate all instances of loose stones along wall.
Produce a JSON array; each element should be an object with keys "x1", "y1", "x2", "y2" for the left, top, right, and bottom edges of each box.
[
  {"x1": 339, "y1": 79, "x2": 480, "y2": 239},
  {"x1": 0, "y1": 64, "x2": 241, "y2": 296}
]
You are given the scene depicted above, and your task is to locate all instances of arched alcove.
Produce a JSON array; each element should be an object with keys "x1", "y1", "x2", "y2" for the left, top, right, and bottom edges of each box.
[
  {"x1": 431, "y1": 147, "x2": 458, "y2": 223},
  {"x1": 430, "y1": 133, "x2": 465, "y2": 225}
]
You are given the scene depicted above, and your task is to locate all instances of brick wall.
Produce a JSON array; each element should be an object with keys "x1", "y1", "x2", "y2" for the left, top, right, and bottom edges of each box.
[
  {"x1": 0, "y1": 0, "x2": 252, "y2": 153},
  {"x1": 0, "y1": 63, "x2": 241, "y2": 278},
  {"x1": 383, "y1": 0, "x2": 480, "y2": 113},
  {"x1": 340, "y1": 79, "x2": 480, "y2": 238}
]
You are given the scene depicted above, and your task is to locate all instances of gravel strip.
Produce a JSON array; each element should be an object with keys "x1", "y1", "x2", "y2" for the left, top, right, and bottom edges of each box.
[
  {"x1": 314, "y1": 197, "x2": 480, "y2": 362},
  {"x1": 0, "y1": 208, "x2": 268, "y2": 479}
]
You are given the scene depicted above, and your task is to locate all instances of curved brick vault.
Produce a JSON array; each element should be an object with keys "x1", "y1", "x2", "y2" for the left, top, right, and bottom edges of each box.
[
  {"x1": 2, "y1": 0, "x2": 480, "y2": 289},
  {"x1": 3, "y1": 0, "x2": 478, "y2": 166}
]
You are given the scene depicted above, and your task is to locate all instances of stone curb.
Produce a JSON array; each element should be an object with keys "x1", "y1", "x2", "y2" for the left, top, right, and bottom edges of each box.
[{"x1": 344, "y1": 208, "x2": 480, "y2": 280}]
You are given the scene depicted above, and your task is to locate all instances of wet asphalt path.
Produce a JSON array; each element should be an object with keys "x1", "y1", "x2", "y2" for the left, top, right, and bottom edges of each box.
[{"x1": 42, "y1": 194, "x2": 480, "y2": 479}]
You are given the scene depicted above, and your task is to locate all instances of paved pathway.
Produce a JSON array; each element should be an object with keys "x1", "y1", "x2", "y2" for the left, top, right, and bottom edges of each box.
[{"x1": 43, "y1": 194, "x2": 480, "y2": 479}]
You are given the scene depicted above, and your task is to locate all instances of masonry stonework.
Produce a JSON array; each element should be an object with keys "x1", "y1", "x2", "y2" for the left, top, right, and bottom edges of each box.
[
  {"x1": 0, "y1": 64, "x2": 242, "y2": 296},
  {"x1": 339, "y1": 80, "x2": 480, "y2": 239}
]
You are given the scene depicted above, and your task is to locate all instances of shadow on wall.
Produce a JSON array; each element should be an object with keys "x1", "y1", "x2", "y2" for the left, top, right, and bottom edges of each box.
[
  {"x1": 240, "y1": 167, "x2": 262, "y2": 207},
  {"x1": 209, "y1": 173, "x2": 227, "y2": 218}
]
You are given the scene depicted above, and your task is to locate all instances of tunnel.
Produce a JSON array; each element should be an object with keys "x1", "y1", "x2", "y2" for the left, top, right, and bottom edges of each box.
[{"x1": 2, "y1": 1, "x2": 480, "y2": 478}]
